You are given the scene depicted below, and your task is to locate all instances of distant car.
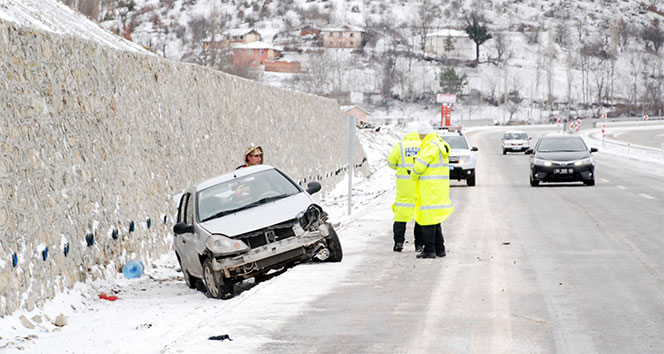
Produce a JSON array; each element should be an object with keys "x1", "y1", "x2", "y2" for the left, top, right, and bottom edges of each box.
[
  {"x1": 172, "y1": 165, "x2": 342, "y2": 299},
  {"x1": 502, "y1": 130, "x2": 531, "y2": 154},
  {"x1": 526, "y1": 134, "x2": 598, "y2": 187},
  {"x1": 437, "y1": 129, "x2": 478, "y2": 186}
]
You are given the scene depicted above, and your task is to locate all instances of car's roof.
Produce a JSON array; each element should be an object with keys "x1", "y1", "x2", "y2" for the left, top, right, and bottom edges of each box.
[
  {"x1": 540, "y1": 133, "x2": 583, "y2": 139},
  {"x1": 195, "y1": 164, "x2": 275, "y2": 191},
  {"x1": 504, "y1": 130, "x2": 527, "y2": 134}
]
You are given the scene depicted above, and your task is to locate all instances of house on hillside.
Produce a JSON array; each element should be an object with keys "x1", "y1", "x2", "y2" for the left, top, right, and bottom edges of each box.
[
  {"x1": 232, "y1": 41, "x2": 282, "y2": 68},
  {"x1": 320, "y1": 25, "x2": 365, "y2": 48},
  {"x1": 202, "y1": 28, "x2": 262, "y2": 50},
  {"x1": 342, "y1": 105, "x2": 371, "y2": 127},
  {"x1": 300, "y1": 25, "x2": 320, "y2": 39},
  {"x1": 425, "y1": 29, "x2": 474, "y2": 60}
]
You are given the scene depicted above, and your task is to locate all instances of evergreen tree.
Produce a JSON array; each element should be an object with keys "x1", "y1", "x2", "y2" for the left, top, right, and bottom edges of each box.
[
  {"x1": 438, "y1": 67, "x2": 468, "y2": 95},
  {"x1": 464, "y1": 12, "x2": 492, "y2": 61}
]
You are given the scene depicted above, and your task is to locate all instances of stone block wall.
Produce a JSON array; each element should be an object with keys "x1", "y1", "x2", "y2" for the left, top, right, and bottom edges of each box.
[{"x1": 0, "y1": 21, "x2": 366, "y2": 316}]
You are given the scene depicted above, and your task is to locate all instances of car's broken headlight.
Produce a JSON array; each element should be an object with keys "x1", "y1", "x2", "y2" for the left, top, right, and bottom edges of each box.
[
  {"x1": 206, "y1": 234, "x2": 249, "y2": 255},
  {"x1": 298, "y1": 204, "x2": 326, "y2": 232}
]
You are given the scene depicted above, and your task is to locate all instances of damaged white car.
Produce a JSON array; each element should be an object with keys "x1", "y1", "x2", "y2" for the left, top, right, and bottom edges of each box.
[{"x1": 172, "y1": 165, "x2": 342, "y2": 299}]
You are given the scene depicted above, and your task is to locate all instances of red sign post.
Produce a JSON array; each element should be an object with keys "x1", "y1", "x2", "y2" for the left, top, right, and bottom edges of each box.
[{"x1": 437, "y1": 94, "x2": 456, "y2": 127}]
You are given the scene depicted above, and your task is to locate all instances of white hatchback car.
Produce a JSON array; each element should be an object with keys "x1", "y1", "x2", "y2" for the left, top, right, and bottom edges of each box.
[
  {"x1": 502, "y1": 130, "x2": 531, "y2": 154},
  {"x1": 172, "y1": 165, "x2": 342, "y2": 299}
]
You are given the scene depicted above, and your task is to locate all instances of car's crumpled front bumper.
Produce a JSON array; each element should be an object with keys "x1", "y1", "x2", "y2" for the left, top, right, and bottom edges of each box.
[{"x1": 210, "y1": 230, "x2": 327, "y2": 278}]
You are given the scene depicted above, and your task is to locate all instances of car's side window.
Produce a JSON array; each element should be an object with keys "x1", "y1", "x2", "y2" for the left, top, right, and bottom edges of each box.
[{"x1": 184, "y1": 193, "x2": 194, "y2": 224}]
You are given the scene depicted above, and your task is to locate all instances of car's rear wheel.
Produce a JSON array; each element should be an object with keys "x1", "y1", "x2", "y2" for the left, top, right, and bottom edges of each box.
[
  {"x1": 325, "y1": 224, "x2": 343, "y2": 262},
  {"x1": 203, "y1": 258, "x2": 233, "y2": 299},
  {"x1": 176, "y1": 253, "x2": 197, "y2": 289},
  {"x1": 502, "y1": 150, "x2": 506, "y2": 155},
  {"x1": 467, "y1": 174, "x2": 476, "y2": 186},
  {"x1": 584, "y1": 179, "x2": 595, "y2": 186}
]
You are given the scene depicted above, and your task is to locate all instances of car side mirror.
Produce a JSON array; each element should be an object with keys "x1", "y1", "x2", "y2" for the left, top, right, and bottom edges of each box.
[
  {"x1": 525, "y1": 149, "x2": 533, "y2": 154},
  {"x1": 590, "y1": 147, "x2": 598, "y2": 153},
  {"x1": 528, "y1": 137, "x2": 532, "y2": 140},
  {"x1": 173, "y1": 222, "x2": 194, "y2": 235},
  {"x1": 471, "y1": 147, "x2": 478, "y2": 151},
  {"x1": 306, "y1": 181, "x2": 321, "y2": 195}
]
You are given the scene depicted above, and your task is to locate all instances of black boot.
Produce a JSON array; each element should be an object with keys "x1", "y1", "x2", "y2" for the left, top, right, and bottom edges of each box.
[
  {"x1": 415, "y1": 245, "x2": 424, "y2": 253},
  {"x1": 416, "y1": 251, "x2": 436, "y2": 259},
  {"x1": 393, "y1": 243, "x2": 403, "y2": 252},
  {"x1": 435, "y1": 250, "x2": 446, "y2": 257}
]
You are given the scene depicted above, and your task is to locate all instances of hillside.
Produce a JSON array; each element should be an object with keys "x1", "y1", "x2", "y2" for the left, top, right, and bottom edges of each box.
[{"x1": 31, "y1": 0, "x2": 664, "y2": 121}]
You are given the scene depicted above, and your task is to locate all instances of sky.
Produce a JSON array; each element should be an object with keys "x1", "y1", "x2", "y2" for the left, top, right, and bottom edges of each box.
[{"x1": 1, "y1": 122, "x2": 663, "y2": 353}]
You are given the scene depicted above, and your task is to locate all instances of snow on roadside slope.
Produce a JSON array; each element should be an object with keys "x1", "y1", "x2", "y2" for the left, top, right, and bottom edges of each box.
[
  {"x1": 581, "y1": 124, "x2": 664, "y2": 166},
  {"x1": 0, "y1": 126, "x2": 403, "y2": 353},
  {"x1": 0, "y1": 0, "x2": 150, "y2": 54}
]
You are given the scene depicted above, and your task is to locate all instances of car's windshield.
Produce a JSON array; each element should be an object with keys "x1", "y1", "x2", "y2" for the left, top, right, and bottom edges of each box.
[
  {"x1": 505, "y1": 133, "x2": 528, "y2": 140},
  {"x1": 197, "y1": 169, "x2": 301, "y2": 222},
  {"x1": 537, "y1": 137, "x2": 588, "y2": 152},
  {"x1": 438, "y1": 135, "x2": 469, "y2": 149}
]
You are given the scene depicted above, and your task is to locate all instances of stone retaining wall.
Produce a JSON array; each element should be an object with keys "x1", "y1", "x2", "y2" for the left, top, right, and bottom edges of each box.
[{"x1": 0, "y1": 21, "x2": 365, "y2": 316}]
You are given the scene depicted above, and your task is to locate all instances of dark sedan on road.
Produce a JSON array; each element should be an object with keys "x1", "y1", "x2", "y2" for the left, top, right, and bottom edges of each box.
[{"x1": 526, "y1": 134, "x2": 598, "y2": 187}]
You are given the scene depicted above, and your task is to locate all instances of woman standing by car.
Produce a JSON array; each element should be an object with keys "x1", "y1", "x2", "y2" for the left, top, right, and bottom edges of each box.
[{"x1": 237, "y1": 145, "x2": 264, "y2": 169}]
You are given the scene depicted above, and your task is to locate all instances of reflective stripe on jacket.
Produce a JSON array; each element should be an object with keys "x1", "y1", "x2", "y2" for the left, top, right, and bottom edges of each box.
[
  {"x1": 387, "y1": 131, "x2": 421, "y2": 222},
  {"x1": 410, "y1": 132, "x2": 454, "y2": 225}
]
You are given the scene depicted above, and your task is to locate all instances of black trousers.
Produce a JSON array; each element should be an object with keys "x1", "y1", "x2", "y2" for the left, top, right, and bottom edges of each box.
[
  {"x1": 393, "y1": 222, "x2": 423, "y2": 247},
  {"x1": 418, "y1": 223, "x2": 445, "y2": 254}
]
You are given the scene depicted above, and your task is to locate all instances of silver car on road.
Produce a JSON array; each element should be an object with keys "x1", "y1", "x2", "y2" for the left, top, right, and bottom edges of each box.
[{"x1": 172, "y1": 165, "x2": 342, "y2": 299}]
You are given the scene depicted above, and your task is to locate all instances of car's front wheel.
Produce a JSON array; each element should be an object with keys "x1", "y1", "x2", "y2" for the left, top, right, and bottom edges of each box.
[
  {"x1": 584, "y1": 179, "x2": 595, "y2": 186},
  {"x1": 467, "y1": 174, "x2": 476, "y2": 186},
  {"x1": 203, "y1": 258, "x2": 234, "y2": 299},
  {"x1": 530, "y1": 175, "x2": 539, "y2": 187},
  {"x1": 325, "y1": 224, "x2": 343, "y2": 262}
]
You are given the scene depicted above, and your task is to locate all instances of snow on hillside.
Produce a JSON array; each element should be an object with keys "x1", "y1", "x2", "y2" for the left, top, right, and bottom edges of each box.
[{"x1": 0, "y1": 0, "x2": 150, "y2": 54}]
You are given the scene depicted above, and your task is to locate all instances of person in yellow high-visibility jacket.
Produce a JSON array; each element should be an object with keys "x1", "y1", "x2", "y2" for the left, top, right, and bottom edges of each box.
[
  {"x1": 410, "y1": 122, "x2": 454, "y2": 259},
  {"x1": 387, "y1": 130, "x2": 423, "y2": 252}
]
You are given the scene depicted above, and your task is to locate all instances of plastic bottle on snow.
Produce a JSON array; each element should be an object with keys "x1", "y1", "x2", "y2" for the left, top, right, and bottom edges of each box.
[{"x1": 122, "y1": 259, "x2": 144, "y2": 279}]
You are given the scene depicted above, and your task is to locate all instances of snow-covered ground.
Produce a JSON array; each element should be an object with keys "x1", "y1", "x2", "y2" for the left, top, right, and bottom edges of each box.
[
  {"x1": 0, "y1": 126, "x2": 401, "y2": 353},
  {"x1": 1, "y1": 123, "x2": 662, "y2": 353},
  {"x1": 0, "y1": 0, "x2": 150, "y2": 54}
]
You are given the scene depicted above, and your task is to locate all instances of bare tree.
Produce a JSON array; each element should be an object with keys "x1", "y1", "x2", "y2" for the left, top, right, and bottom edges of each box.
[
  {"x1": 414, "y1": 0, "x2": 441, "y2": 51},
  {"x1": 493, "y1": 32, "x2": 511, "y2": 63},
  {"x1": 581, "y1": 39, "x2": 614, "y2": 114},
  {"x1": 505, "y1": 86, "x2": 524, "y2": 122},
  {"x1": 642, "y1": 20, "x2": 664, "y2": 56}
]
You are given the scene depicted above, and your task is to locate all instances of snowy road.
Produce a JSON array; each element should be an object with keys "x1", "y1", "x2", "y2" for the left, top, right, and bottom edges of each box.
[
  {"x1": 253, "y1": 127, "x2": 664, "y2": 354},
  {"x1": 2, "y1": 126, "x2": 663, "y2": 354}
]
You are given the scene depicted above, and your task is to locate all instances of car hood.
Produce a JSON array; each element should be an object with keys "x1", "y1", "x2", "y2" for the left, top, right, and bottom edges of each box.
[
  {"x1": 536, "y1": 151, "x2": 590, "y2": 161},
  {"x1": 450, "y1": 148, "x2": 472, "y2": 156},
  {"x1": 199, "y1": 192, "x2": 313, "y2": 237}
]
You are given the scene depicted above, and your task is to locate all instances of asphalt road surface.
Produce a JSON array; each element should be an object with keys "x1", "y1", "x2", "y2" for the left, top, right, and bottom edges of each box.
[{"x1": 258, "y1": 127, "x2": 664, "y2": 354}]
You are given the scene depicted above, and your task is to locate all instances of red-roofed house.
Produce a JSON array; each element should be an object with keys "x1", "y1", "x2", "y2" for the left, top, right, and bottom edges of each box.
[{"x1": 232, "y1": 41, "x2": 282, "y2": 68}]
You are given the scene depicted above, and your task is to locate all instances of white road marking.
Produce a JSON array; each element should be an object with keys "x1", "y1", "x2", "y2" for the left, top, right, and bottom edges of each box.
[
  {"x1": 617, "y1": 185, "x2": 627, "y2": 190},
  {"x1": 638, "y1": 193, "x2": 656, "y2": 200},
  {"x1": 599, "y1": 178, "x2": 610, "y2": 183}
]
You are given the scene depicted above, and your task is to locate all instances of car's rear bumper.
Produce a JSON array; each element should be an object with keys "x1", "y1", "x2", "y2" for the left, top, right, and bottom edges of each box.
[
  {"x1": 531, "y1": 165, "x2": 594, "y2": 182},
  {"x1": 210, "y1": 232, "x2": 326, "y2": 278}
]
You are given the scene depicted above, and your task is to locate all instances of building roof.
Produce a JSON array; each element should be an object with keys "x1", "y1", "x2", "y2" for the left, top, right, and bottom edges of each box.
[
  {"x1": 224, "y1": 28, "x2": 261, "y2": 37},
  {"x1": 321, "y1": 25, "x2": 365, "y2": 33},
  {"x1": 233, "y1": 41, "x2": 281, "y2": 50},
  {"x1": 427, "y1": 29, "x2": 469, "y2": 38},
  {"x1": 341, "y1": 105, "x2": 371, "y2": 114}
]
